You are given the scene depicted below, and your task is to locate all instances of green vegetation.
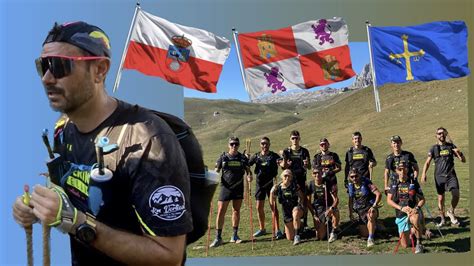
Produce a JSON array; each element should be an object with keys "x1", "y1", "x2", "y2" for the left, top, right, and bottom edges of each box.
[{"x1": 185, "y1": 77, "x2": 469, "y2": 257}]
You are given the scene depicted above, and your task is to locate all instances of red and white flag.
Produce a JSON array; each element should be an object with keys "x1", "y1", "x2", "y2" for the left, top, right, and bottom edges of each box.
[
  {"x1": 238, "y1": 18, "x2": 355, "y2": 100},
  {"x1": 123, "y1": 10, "x2": 231, "y2": 93}
]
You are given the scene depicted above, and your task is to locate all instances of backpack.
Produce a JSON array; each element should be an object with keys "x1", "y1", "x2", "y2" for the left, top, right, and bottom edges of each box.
[{"x1": 51, "y1": 104, "x2": 217, "y2": 245}]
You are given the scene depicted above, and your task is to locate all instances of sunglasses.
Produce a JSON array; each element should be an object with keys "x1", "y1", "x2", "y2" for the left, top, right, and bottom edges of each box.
[
  {"x1": 229, "y1": 142, "x2": 239, "y2": 146},
  {"x1": 291, "y1": 136, "x2": 299, "y2": 140},
  {"x1": 260, "y1": 142, "x2": 269, "y2": 145},
  {"x1": 349, "y1": 175, "x2": 357, "y2": 178},
  {"x1": 436, "y1": 132, "x2": 445, "y2": 135},
  {"x1": 35, "y1": 55, "x2": 108, "y2": 79}
]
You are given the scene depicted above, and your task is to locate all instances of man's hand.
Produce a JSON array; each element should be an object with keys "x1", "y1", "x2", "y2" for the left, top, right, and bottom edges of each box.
[
  {"x1": 420, "y1": 174, "x2": 427, "y2": 183},
  {"x1": 30, "y1": 185, "x2": 61, "y2": 225},
  {"x1": 12, "y1": 196, "x2": 38, "y2": 228}
]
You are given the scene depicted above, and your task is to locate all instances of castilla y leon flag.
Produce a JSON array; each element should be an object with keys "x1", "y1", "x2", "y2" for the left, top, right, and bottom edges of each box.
[
  {"x1": 123, "y1": 9, "x2": 231, "y2": 93},
  {"x1": 237, "y1": 18, "x2": 355, "y2": 100},
  {"x1": 369, "y1": 21, "x2": 470, "y2": 87}
]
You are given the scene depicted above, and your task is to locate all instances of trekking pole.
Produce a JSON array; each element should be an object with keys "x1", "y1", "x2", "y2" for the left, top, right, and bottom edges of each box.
[
  {"x1": 248, "y1": 179, "x2": 255, "y2": 250},
  {"x1": 271, "y1": 201, "x2": 276, "y2": 245},
  {"x1": 423, "y1": 204, "x2": 444, "y2": 238},
  {"x1": 41, "y1": 129, "x2": 52, "y2": 266},
  {"x1": 244, "y1": 139, "x2": 252, "y2": 207},
  {"x1": 206, "y1": 200, "x2": 214, "y2": 256},
  {"x1": 23, "y1": 185, "x2": 33, "y2": 266},
  {"x1": 323, "y1": 184, "x2": 330, "y2": 252}
]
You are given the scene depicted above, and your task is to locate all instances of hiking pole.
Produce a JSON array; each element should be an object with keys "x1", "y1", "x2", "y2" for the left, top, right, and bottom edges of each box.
[
  {"x1": 206, "y1": 200, "x2": 214, "y2": 256},
  {"x1": 271, "y1": 201, "x2": 276, "y2": 245},
  {"x1": 41, "y1": 129, "x2": 52, "y2": 266},
  {"x1": 244, "y1": 139, "x2": 252, "y2": 207},
  {"x1": 423, "y1": 204, "x2": 444, "y2": 238},
  {"x1": 323, "y1": 184, "x2": 330, "y2": 252},
  {"x1": 248, "y1": 179, "x2": 255, "y2": 250},
  {"x1": 23, "y1": 185, "x2": 33, "y2": 266}
]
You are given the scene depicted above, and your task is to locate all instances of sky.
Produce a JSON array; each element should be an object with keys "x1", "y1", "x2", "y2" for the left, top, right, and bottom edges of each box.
[{"x1": 0, "y1": 0, "x2": 471, "y2": 266}]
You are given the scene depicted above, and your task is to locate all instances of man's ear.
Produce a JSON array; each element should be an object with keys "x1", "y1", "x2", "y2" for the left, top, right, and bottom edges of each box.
[{"x1": 93, "y1": 58, "x2": 110, "y2": 83}]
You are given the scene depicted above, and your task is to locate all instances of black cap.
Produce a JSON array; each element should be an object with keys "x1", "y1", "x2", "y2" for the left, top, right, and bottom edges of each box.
[
  {"x1": 43, "y1": 21, "x2": 111, "y2": 58},
  {"x1": 319, "y1": 138, "x2": 329, "y2": 145},
  {"x1": 229, "y1": 136, "x2": 240, "y2": 144}
]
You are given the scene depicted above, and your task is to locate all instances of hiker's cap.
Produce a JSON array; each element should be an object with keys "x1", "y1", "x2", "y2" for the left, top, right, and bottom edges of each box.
[{"x1": 43, "y1": 21, "x2": 111, "y2": 58}]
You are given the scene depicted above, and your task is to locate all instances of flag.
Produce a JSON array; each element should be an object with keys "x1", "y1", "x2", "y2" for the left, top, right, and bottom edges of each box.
[
  {"x1": 123, "y1": 10, "x2": 231, "y2": 93},
  {"x1": 237, "y1": 18, "x2": 355, "y2": 100},
  {"x1": 369, "y1": 21, "x2": 470, "y2": 87}
]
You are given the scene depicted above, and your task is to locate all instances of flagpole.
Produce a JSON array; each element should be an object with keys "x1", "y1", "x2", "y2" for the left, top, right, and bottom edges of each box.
[
  {"x1": 365, "y1": 21, "x2": 381, "y2": 112},
  {"x1": 113, "y1": 2, "x2": 141, "y2": 93},
  {"x1": 232, "y1": 28, "x2": 252, "y2": 101}
]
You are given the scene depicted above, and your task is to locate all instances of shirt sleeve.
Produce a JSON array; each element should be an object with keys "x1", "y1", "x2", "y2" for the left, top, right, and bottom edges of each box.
[
  {"x1": 215, "y1": 154, "x2": 223, "y2": 171},
  {"x1": 248, "y1": 153, "x2": 257, "y2": 166},
  {"x1": 334, "y1": 153, "x2": 342, "y2": 165},
  {"x1": 368, "y1": 148, "x2": 376, "y2": 164},
  {"x1": 385, "y1": 156, "x2": 391, "y2": 170},
  {"x1": 129, "y1": 132, "x2": 193, "y2": 237},
  {"x1": 428, "y1": 146, "x2": 435, "y2": 157},
  {"x1": 409, "y1": 152, "x2": 418, "y2": 164}
]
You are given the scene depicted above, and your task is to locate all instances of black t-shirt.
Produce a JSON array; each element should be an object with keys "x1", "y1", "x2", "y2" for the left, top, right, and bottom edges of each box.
[
  {"x1": 248, "y1": 151, "x2": 280, "y2": 186},
  {"x1": 348, "y1": 177, "x2": 376, "y2": 211},
  {"x1": 428, "y1": 143, "x2": 458, "y2": 177},
  {"x1": 216, "y1": 152, "x2": 248, "y2": 189},
  {"x1": 282, "y1": 147, "x2": 310, "y2": 178},
  {"x1": 389, "y1": 179, "x2": 423, "y2": 218},
  {"x1": 313, "y1": 151, "x2": 341, "y2": 182},
  {"x1": 345, "y1": 146, "x2": 376, "y2": 179},
  {"x1": 277, "y1": 182, "x2": 300, "y2": 210},
  {"x1": 385, "y1": 150, "x2": 418, "y2": 179},
  {"x1": 307, "y1": 180, "x2": 336, "y2": 208},
  {"x1": 53, "y1": 100, "x2": 192, "y2": 265}
]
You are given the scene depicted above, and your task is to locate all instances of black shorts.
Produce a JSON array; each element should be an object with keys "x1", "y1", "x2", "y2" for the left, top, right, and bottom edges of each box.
[
  {"x1": 355, "y1": 206, "x2": 377, "y2": 225},
  {"x1": 282, "y1": 204, "x2": 301, "y2": 223},
  {"x1": 435, "y1": 174, "x2": 460, "y2": 194},
  {"x1": 312, "y1": 204, "x2": 327, "y2": 223},
  {"x1": 255, "y1": 182, "x2": 273, "y2": 201},
  {"x1": 219, "y1": 183, "x2": 244, "y2": 201}
]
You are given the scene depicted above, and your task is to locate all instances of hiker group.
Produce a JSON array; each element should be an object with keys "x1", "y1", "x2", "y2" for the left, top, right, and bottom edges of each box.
[{"x1": 209, "y1": 127, "x2": 465, "y2": 254}]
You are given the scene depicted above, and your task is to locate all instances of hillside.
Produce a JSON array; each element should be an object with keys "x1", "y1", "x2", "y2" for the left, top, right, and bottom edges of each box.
[
  {"x1": 184, "y1": 77, "x2": 469, "y2": 257},
  {"x1": 185, "y1": 77, "x2": 468, "y2": 170}
]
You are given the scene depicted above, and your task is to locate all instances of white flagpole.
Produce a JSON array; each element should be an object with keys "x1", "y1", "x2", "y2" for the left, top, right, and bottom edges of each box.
[
  {"x1": 232, "y1": 28, "x2": 252, "y2": 101},
  {"x1": 113, "y1": 3, "x2": 141, "y2": 93},
  {"x1": 365, "y1": 21, "x2": 381, "y2": 112}
]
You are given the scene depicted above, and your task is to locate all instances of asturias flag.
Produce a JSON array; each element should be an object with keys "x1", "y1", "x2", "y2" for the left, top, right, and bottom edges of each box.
[
  {"x1": 369, "y1": 21, "x2": 470, "y2": 87},
  {"x1": 238, "y1": 18, "x2": 355, "y2": 100},
  {"x1": 124, "y1": 10, "x2": 231, "y2": 93}
]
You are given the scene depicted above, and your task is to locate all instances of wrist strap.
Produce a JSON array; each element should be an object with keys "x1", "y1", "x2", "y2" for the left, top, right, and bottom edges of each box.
[{"x1": 49, "y1": 185, "x2": 78, "y2": 234}]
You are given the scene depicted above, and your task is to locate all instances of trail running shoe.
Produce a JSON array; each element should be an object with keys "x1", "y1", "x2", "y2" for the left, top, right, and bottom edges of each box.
[
  {"x1": 293, "y1": 234, "x2": 301, "y2": 245},
  {"x1": 367, "y1": 238, "x2": 375, "y2": 248},
  {"x1": 446, "y1": 210, "x2": 460, "y2": 226},
  {"x1": 253, "y1": 229, "x2": 266, "y2": 237},
  {"x1": 415, "y1": 243, "x2": 424, "y2": 254},
  {"x1": 275, "y1": 230, "x2": 284, "y2": 240},
  {"x1": 328, "y1": 232, "x2": 337, "y2": 243},
  {"x1": 209, "y1": 238, "x2": 222, "y2": 248},
  {"x1": 229, "y1": 235, "x2": 242, "y2": 243}
]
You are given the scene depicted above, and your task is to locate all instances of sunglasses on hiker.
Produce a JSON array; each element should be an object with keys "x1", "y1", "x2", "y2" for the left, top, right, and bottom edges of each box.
[
  {"x1": 229, "y1": 142, "x2": 239, "y2": 147},
  {"x1": 436, "y1": 131, "x2": 445, "y2": 135},
  {"x1": 35, "y1": 55, "x2": 108, "y2": 79},
  {"x1": 291, "y1": 136, "x2": 299, "y2": 140},
  {"x1": 260, "y1": 142, "x2": 269, "y2": 146}
]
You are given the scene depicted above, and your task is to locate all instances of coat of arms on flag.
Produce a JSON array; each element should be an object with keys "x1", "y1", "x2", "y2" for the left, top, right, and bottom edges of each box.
[{"x1": 236, "y1": 18, "x2": 355, "y2": 100}]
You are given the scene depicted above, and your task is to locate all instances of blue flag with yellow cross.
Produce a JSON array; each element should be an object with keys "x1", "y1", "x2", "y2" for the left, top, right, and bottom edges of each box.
[{"x1": 369, "y1": 21, "x2": 469, "y2": 87}]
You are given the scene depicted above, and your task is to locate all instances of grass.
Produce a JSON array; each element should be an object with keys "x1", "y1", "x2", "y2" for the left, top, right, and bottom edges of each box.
[{"x1": 184, "y1": 77, "x2": 470, "y2": 257}]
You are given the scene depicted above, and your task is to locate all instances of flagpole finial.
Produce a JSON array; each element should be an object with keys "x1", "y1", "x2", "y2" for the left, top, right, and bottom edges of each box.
[{"x1": 366, "y1": 20, "x2": 370, "y2": 24}]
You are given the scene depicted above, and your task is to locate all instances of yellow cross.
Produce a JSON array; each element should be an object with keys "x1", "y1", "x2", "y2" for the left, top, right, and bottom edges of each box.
[{"x1": 389, "y1": 34, "x2": 425, "y2": 80}]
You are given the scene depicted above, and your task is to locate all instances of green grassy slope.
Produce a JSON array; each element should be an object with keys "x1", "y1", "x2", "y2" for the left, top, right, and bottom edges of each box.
[{"x1": 184, "y1": 77, "x2": 469, "y2": 257}]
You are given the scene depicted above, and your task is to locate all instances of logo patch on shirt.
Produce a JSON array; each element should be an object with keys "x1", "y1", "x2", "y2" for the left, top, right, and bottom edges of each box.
[
  {"x1": 149, "y1": 186, "x2": 186, "y2": 221},
  {"x1": 440, "y1": 149, "x2": 450, "y2": 156},
  {"x1": 353, "y1": 154, "x2": 365, "y2": 160}
]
